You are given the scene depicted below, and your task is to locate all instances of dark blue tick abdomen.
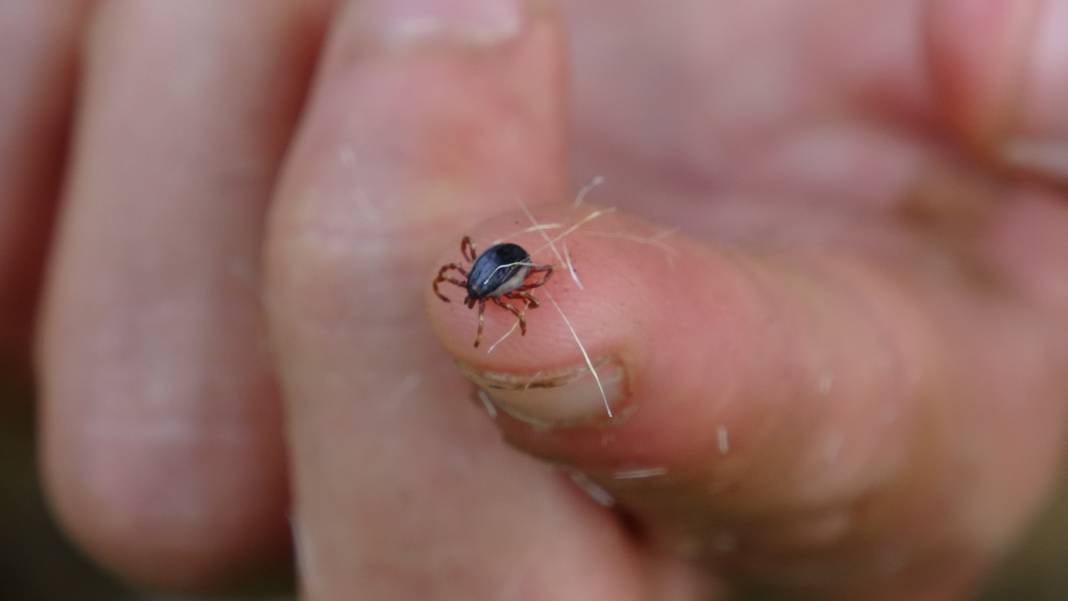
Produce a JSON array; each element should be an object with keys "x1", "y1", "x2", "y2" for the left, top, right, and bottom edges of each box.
[{"x1": 467, "y1": 243, "x2": 531, "y2": 300}]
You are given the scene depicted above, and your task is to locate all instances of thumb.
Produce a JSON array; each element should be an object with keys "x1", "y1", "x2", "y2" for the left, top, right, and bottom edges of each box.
[
  {"x1": 928, "y1": 0, "x2": 1068, "y2": 183},
  {"x1": 426, "y1": 205, "x2": 1065, "y2": 597}
]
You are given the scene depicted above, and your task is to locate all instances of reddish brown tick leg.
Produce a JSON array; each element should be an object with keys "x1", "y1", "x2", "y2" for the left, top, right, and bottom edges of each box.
[
  {"x1": 493, "y1": 296, "x2": 528, "y2": 335},
  {"x1": 433, "y1": 263, "x2": 468, "y2": 302}
]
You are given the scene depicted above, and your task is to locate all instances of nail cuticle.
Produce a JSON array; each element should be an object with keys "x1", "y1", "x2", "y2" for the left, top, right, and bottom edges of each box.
[
  {"x1": 1001, "y1": 138, "x2": 1068, "y2": 181},
  {"x1": 457, "y1": 357, "x2": 629, "y2": 426},
  {"x1": 458, "y1": 359, "x2": 609, "y2": 390}
]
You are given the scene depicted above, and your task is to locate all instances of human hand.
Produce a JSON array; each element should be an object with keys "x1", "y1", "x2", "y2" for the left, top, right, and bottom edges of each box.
[{"x1": 4, "y1": 0, "x2": 1068, "y2": 599}]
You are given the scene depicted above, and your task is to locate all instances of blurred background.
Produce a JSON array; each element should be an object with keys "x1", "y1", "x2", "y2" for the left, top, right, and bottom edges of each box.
[{"x1": 2, "y1": 373, "x2": 1067, "y2": 599}]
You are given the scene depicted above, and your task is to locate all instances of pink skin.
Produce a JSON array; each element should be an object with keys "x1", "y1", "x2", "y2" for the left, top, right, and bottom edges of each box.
[
  {"x1": 431, "y1": 207, "x2": 1067, "y2": 597},
  {"x1": 0, "y1": 0, "x2": 1065, "y2": 598}
]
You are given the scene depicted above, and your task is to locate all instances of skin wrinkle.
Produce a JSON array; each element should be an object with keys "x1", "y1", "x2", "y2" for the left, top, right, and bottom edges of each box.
[{"x1": 721, "y1": 252, "x2": 916, "y2": 503}]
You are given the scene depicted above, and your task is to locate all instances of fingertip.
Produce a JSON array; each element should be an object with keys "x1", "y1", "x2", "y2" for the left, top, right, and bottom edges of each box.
[
  {"x1": 43, "y1": 426, "x2": 291, "y2": 591},
  {"x1": 424, "y1": 204, "x2": 728, "y2": 450}
]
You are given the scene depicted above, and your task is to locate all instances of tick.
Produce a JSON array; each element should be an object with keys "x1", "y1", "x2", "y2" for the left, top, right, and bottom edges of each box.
[{"x1": 433, "y1": 236, "x2": 553, "y2": 348}]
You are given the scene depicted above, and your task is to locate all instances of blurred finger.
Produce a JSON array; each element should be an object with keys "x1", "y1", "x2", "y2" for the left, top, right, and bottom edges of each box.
[
  {"x1": 0, "y1": 1, "x2": 87, "y2": 371},
  {"x1": 39, "y1": 0, "x2": 329, "y2": 589},
  {"x1": 267, "y1": 1, "x2": 655, "y2": 598}
]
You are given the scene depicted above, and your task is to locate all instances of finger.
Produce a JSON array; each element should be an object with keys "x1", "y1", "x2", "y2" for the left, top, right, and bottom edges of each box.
[
  {"x1": 427, "y1": 205, "x2": 1068, "y2": 598},
  {"x1": 267, "y1": 1, "x2": 655, "y2": 599},
  {"x1": 39, "y1": 0, "x2": 329, "y2": 589},
  {"x1": 0, "y1": 1, "x2": 87, "y2": 371},
  {"x1": 927, "y1": 0, "x2": 1068, "y2": 184}
]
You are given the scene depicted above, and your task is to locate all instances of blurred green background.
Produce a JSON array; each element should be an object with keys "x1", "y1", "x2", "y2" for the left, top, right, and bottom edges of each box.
[{"x1": 2, "y1": 373, "x2": 1066, "y2": 600}]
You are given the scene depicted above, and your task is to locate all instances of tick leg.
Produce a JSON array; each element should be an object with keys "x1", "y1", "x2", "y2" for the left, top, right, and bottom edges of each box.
[
  {"x1": 432, "y1": 263, "x2": 468, "y2": 302},
  {"x1": 461, "y1": 236, "x2": 478, "y2": 263},
  {"x1": 493, "y1": 296, "x2": 527, "y2": 336},
  {"x1": 508, "y1": 291, "x2": 540, "y2": 309},
  {"x1": 474, "y1": 298, "x2": 487, "y2": 348},
  {"x1": 514, "y1": 264, "x2": 553, "y2": 292}
]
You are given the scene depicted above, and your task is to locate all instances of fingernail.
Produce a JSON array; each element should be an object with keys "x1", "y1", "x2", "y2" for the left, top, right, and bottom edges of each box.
[
  {"x1": 364, "y1": 0, "x2": 526, "y2": 47},
  {"x1": 458, "y1": 358, "x2": 627, "y2": 426},
  {"x1": 1001, "y1": 138, "x2": 1068, "y2": 180},
  {"x1": 1001, "y1": 0, "x2": 1068, "y2": 179}
]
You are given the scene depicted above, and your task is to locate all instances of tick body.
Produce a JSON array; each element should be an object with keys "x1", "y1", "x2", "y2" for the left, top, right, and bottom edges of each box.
[{"x1": 433, "y1": 236, "x2": 553, "y2": 348}]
